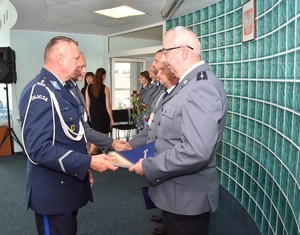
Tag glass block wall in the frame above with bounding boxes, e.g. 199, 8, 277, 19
166, 0, 300, 234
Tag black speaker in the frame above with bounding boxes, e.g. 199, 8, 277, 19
0, 47, 17, 84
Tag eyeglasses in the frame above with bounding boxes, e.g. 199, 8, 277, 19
162, 45, 193, 54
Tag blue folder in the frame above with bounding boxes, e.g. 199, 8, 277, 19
108, 141, 155, 168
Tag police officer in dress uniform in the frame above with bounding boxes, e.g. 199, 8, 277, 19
129, 27, 228, 235
19, 36, 118, 235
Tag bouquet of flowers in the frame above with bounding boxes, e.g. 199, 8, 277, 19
131, 90, 150, 130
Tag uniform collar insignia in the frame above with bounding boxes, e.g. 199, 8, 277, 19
50, 80, 61, 90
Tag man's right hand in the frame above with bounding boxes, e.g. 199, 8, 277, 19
90, 154, 118, 172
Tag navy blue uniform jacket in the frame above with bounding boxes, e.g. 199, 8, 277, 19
19, 68, 92, 215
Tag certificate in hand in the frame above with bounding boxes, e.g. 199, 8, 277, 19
107, 141, 155, 168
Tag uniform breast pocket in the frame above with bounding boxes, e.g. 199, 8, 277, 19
161, 104, 177, 136
61, 106, 80, 131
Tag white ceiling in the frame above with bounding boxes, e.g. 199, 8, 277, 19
10, 0, 218, 37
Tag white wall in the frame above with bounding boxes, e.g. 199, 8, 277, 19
9, 30, 106, 152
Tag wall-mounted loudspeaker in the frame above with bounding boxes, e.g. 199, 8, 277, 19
0, 47, 17, 84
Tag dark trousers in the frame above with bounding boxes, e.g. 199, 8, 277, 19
35, 210, 78, 235
162, 210, 210, 235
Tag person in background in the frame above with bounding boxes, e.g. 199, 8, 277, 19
81, 71, 94, 98
138, 70, 151, 102
86, 68, 114, 154
129, 26, 228, 235
66, 53, 131, 154
18, 36, 118, 235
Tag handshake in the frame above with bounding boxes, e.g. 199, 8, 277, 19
90, 139, 132, 173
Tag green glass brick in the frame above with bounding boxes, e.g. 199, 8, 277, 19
294, 83, 300, 111
247, 119, 255, 137
263, 196, 271, 217
245, 138, 253, 156
201, 8, 208, 21
225, 47, 233, 62
209, 4, 216, 18
222, 173, 229, 188
249, 61, 256, 78
277, 192, 286, 224
271, 57, 278, 79
217, 64, 224, 78
232, 113, 240, 130
270, 82, 278, 103
272, 5, 279, 31
254, 122, 262, 141
289, 145, 298, 176
186, 13, 193, 26
217, 16, 225, 31
256, 82, 264, 100
249, 41, 256, 59
268, 129, 276, 151
262, 102, 270, 124
222, 158, 230, 172
261, 125, 270, 146
285, 82, 294, 109
253, 142, 262, 162
241, 62, 249, 78
180, 15, 186, 26
269, 205, 277, 233
226, 12, 234, 29
297, 17, 300, 47
237, 150, 245, 168
217, 48, 225, 62
261, 216, 269, 235
263, 81, 271, 101
239, 116, 247, 133
251, 160, 259, 181
279, 27, 287, 52
232, 130, 239, 146
233, 63, 241, 78
272, 32, 279, 55
233, 80, 241, 96
202, 36, 209, 50
260, 146, 268, 167
264, 59, 271, 79
217, 1, 225, 15
257, 184, 265, 209
227, 112, 232, 127
271, 183, 280, 207
257, 0, 264, 16
248, 100, 255, 117
226, 30, 233, 46
249, 81, 256, 99
276, 108, 284, 132
256, 18, 265, 38
275, 134, 283, 159
265, 13, 272, 34
225, 0, 233, 12
194, 24, 201, 37
279, 0, 287, 26
292, 114, 299, 145
240, 98, 247, 115
228, 178, 236, 194
201, 22, 209, 35
233, 98, 240, 113
286, 52, 295, 79
218, 32, 225, 47
242, 43, 249, 60
287, 0, 296, 20
235, 183, 242, 202
266, 152, 275, 175
255, 207, 263, 229
287, 21, 295, 50
257, 38, 265, 58
234, 27, 242, 44
284, 111, 293, 138
209, 50, 216, 63
265, 173, 273, 196
193, 10, 201, 24
233, 8, 241, 27
256, 60, 264, 78
209, 35, 216, 48
230, 146, 238, 162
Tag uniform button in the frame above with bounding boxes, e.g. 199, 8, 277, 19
60, 181, 64, 184
155, 136, 157, 140
70, 117, 73, 121
74, 174, 78, 177
156, 179, 160, 183
158, 122, 160, 126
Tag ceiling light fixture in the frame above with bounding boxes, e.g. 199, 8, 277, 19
161, 0, 184, 19
95, 6, 145, 18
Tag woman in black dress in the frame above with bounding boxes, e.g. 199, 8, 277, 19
86, 68, 114, 154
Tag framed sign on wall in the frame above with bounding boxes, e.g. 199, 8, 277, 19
242, 0, 256, 42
